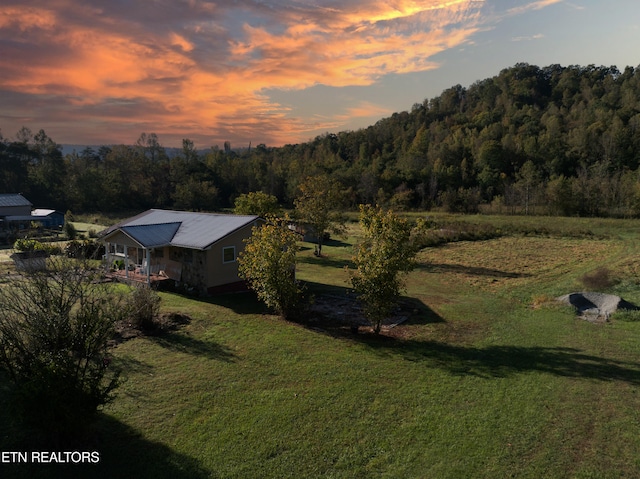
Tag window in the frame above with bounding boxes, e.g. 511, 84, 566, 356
223, 246, 236, 264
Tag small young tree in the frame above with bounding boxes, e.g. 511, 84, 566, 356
349, 205, 417, 333
234, 191, 281, 217
237, 219, 303, 320
64, 210, 78, 239
294, 175, 345, 256
127, 284, 162, 331
0, 258, 127, 437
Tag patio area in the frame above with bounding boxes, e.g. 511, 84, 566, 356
105, 267, 173, 287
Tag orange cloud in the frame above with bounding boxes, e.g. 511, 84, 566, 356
338, 102, 395, 121
0, 6, 57, 31
506, 0, 564, 16
0, 0, 562, 146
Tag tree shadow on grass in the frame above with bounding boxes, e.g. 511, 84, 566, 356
0, 412, 212, 479
418, 262, 531, 279
198, 291, 267, 315
298, 254, 354, 269
0, 370, 210, 479
301, 281, 445, 330
302, 280, 350, 297
324, 237, 352, 248
161, 290, 267, 316
150, 331, 237, 362
113, 355, 155, 376
356, 336, 640, 385
400, 296, 446, 326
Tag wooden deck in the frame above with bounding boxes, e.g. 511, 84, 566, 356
106, 269, 173, 287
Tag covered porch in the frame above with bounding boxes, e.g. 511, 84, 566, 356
105, 265, 173, 287
101, 222, 183, 287
103, 245, 178, 286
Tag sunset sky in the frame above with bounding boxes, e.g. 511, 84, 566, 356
1, 0, 639, 149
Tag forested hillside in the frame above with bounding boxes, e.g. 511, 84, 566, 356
2, 63, 640, 216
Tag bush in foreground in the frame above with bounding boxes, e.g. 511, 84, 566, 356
0, 258, 127, 439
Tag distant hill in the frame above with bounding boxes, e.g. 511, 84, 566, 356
263, 62, 640, 216
5, 62, 640, 217
61, 145, 99, 156
61, 144, 189, 158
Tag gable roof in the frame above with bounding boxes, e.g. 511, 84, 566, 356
0, 194, 32, 208
101, 209, 261, 250
120, 222, 182, 249
32, 209, 62, 217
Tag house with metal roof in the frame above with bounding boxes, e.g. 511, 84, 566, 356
100, 209, 263, 293
32, 209, 65, 228
0, 194, 33, 218
0, 194, 65, 237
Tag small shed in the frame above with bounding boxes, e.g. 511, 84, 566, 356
32, 209, 65, 228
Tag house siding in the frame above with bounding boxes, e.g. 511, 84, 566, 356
180, 249, 208, 291
205, 223, 255, 289
101, 211, 262, 293
105, 230, 143, 249
0, 205, 32, 218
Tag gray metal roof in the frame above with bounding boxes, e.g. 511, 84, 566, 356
103, 209, 261, 250
0, 194, 32, 208
120, 222, 182, 248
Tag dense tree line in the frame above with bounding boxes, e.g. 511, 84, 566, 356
2, 63, 640, 216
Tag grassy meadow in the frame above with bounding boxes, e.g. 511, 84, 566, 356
3, 213, 640, 478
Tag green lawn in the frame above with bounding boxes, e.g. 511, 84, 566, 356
3, 214, 640, 478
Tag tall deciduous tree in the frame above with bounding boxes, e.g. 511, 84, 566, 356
237, 219, 303, 320
234, 191, 280, 217
514, 160, 541, 215
294, 175, 345, 256
349, 205, 417, 334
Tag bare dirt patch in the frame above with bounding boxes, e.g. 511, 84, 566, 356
309, 293, 410, 333
112, 311, 192, 344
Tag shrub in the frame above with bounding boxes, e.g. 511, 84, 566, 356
14, 238, 44, 252
411, 220, 503, 249
581, 267, 617, 290
13, 239, 62, 256
65, 239, 104, 259
64, 221, 77, 240
439, 187, 481, 213
0, 258, 126, 438
126, 285, 162, 331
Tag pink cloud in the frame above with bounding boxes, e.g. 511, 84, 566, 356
0, 0, 560, 146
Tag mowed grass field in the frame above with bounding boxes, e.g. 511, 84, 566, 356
3, 213, 640, 478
